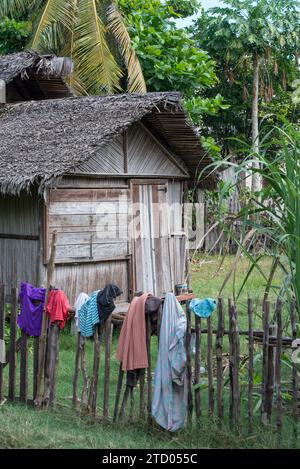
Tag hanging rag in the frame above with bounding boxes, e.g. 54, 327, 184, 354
145, 295, 162, 335
74, 292, 89, 332
17, 282, 46, 337
116, 293, 149, 371
190, 298, 217, 318
152, 292, 188, 432
97, 284, 123, 323
78, 291, 100, 338
46, 290, 71, 330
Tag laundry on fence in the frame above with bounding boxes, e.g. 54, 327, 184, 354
78, 291, 100, 338
74, 292, 89, 332
116, 293, 149, 371
97, 284, 123, 324
152, 292, 188, 432
190, 297, 217, 318
17, 282, 46, 337
46, 289, 72, 329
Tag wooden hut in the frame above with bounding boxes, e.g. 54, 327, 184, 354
0, 52, 214, 304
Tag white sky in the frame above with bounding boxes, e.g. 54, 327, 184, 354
176, 0, 223, 27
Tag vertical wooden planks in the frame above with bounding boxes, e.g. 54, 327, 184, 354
0, 284, 5, 404
8, 286, 18, 402
186, 300, 193, 423
103, 318, 112, 419
216, 298, 225, 420
261, 300, 270, 425
19, 331, 28, 403
248, 298, 254, 434
290, 298, 298, 441
207, 316, 214, 417
229, 300, 240, 427
194, 316, 201, 419
275, 298, 283, 434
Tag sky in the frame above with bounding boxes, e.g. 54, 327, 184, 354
176, 0, 223, 27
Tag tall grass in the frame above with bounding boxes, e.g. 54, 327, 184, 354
200, 123, 300, 317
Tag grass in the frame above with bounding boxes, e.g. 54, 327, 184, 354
0, 255, 298, 449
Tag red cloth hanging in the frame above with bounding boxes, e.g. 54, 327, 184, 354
46, 290, 71, 329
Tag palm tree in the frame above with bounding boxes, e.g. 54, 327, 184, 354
0, 0, 146, 95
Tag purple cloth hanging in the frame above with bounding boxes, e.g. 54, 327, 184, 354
17, 282, 46, 337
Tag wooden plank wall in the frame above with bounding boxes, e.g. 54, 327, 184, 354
47, 188, 130, 262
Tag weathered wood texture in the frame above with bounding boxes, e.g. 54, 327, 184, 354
0, 194, 40, 297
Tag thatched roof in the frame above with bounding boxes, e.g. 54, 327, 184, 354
0, 51, 73, 101
0, 51, 72, 83
0, 92, 213, 195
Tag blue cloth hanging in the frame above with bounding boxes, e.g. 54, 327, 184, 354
190, 298, 217, 318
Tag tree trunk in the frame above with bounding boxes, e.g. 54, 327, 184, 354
251, 53, 262, 193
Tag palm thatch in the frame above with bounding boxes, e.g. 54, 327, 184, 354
0, 50, 73, 83
0, 92, 213, 194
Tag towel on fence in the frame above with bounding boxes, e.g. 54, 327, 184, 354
152, 292, 188, 432
17, 282, 46, 337
190, 298, 217, 318
97, 284, 123, 324
78, 291, 100, 337
116, 293, 149, 371
74, 292, 89, 332
46, 289, 71, 330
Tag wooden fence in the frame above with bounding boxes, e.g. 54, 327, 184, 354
0, 283, 299, 436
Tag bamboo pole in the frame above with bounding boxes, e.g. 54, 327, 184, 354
8, 286, 18, 402
34, 231, 57, 408
194, 316, 201, 419
216, 298, 225, 420
228, 299, 233, 425
248, 298, 254, 434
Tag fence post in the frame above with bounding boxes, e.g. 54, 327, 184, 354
8, 286, 18, 402
19, 331, 28, 403
35, 231, 57, 408
275, 298, 283, 435
261, 300, 270, 425
229, 300, 240, 427
207, 316, 214, 417
146, 313, 152, 425
113, 363, 124, 422
0, 284, 5, 404
290, 298, 298, 443
186, 300, 193, 424
72, 332, 81, 408
216, 298, 224, 420
103, 318, 112, 419
248, 298, 254, 434
194, 316, 202, 418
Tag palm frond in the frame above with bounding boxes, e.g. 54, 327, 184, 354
107, 2, 146, 93
0, 0, 37, 16
74, 0, 122, 94
31, 0, 75, 51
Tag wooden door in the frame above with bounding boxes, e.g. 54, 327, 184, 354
131, 181, 173, 296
